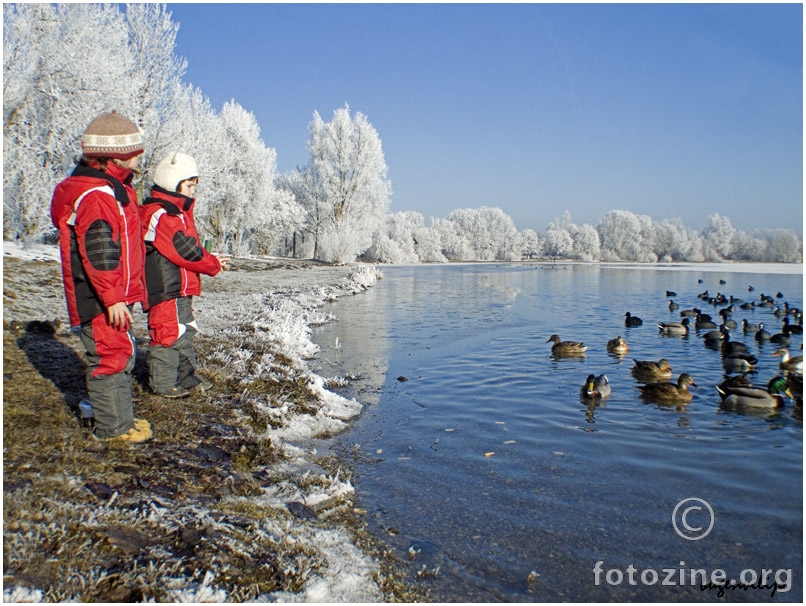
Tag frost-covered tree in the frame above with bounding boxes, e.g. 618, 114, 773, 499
730, 230, 767, 261
414, 221, 447, 263
122, 3, 187, 196
542, 222, 573, 259
4, 3, 191, 240
571, 223, 601, 261
431, 217, 472, 261
300, 105, 391, 263
701, 213, 736, 261
636, 214, 658, 262
199, 101, 303, 255
654, 218, 687, 261
4, 4, 131, 240
276, 167, 327, 258
597, 210, 657, 262
3, 3, 192, 240
763, 229, 802, 263
520, 228, 540, 259
441, 206, 520, 261
363, 211, 423, 263
443, 209, 491, 260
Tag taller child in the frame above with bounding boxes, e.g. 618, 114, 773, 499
140, 152, 226, 398
50, 111, 152, 443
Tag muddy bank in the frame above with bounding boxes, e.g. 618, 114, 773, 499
2, 245, 420, 602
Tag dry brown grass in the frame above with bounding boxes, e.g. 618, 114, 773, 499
3, 255, 421, 602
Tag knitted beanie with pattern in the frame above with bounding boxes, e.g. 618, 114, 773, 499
81, 111, 144, 160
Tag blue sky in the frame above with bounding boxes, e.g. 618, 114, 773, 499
166, 2, 802, 234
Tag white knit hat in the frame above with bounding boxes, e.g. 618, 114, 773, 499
153, 151, 199, 192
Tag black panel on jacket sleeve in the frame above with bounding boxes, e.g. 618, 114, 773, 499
172, 231, 204, 262
85, 219, 120, 271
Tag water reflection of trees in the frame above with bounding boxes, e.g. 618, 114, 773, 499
314, 287, 389, 407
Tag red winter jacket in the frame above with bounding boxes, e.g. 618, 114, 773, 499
140, 186, 221, 310
50, 162, 146, 327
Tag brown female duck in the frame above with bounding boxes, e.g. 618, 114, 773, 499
546, 334, 587, 357
637, 373, 698, 403
631, 358, 673, 382
606, 336, 629, 355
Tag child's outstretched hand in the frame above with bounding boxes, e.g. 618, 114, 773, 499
214, 253, 231, 271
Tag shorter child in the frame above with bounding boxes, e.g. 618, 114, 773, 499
140, 151, 227, 397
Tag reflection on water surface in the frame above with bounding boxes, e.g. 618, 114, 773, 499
313, 263, 803, 601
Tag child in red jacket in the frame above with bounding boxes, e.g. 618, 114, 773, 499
50, 111, 152, 442
141, 152, 228, 397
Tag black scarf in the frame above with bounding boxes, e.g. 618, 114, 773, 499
143, 185, 195, 213
71, 164, 131, 206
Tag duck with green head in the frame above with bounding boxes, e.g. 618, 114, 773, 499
581, 374, 611, 400
716, 376, 788, 409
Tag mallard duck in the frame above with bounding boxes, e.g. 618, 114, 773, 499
771, 348, 804, 373
581, 374, 611, 399
786, 373, 802, 407
546, 334, 587, 356
631, 358, 673, 382
606, 336, 629, 355
624, 312, 643, 327
638, 373, 698, 403
722, 352, 758, 372
716, 376, 788, 409
719, 373, 754, 390
658, 318, 690, 336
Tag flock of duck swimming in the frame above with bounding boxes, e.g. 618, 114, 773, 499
546, 284, 803, 411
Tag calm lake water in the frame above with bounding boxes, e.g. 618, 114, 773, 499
312, 263, 803, 602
